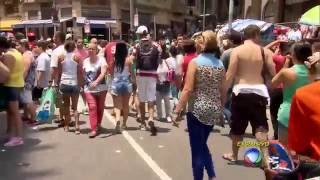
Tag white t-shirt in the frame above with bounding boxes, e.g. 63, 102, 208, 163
157, 57, 176, 83
36, 52, 51, 88
175, 54, 184, 76
288, 30, 302, 42
50, 45, 66, 68
83, 56, 108, 93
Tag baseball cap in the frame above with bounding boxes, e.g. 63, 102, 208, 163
66, 33, 72, 40
136, 25, 148, 34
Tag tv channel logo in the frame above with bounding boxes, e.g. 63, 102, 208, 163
243, 147, 262, 167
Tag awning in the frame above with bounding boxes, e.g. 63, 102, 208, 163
76, 17, 117, 28
0, 19, 22, 31
12, 17, 118, 29
12, 19, 54, 29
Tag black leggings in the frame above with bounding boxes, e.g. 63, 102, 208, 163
269, 88, 283, 140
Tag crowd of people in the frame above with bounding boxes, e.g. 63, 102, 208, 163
0, 23, 320, 180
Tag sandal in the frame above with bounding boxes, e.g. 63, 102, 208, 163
75, 128, 80, 135
64, 126, 70, 132
222, 153, 237, 163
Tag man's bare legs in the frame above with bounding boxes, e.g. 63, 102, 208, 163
223, 135, 243, 162
147, 102, 155, 121
224, 128, 269, 168
256, 129, 270, 169
139, 102, 146, 128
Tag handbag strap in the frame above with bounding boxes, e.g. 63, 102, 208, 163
163, 59, 170, 70
260, 47, 267, 84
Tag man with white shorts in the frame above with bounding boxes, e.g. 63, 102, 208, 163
135, 26, 161, 136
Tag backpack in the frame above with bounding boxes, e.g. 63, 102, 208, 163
136, 40, 159, 71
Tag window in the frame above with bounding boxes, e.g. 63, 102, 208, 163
28, 10, 38, 20
41, 3, 52, 20
4, 0, 19, 15
186, 0, 195, 7
61, 7, 72, 18
81, 0, 110, 5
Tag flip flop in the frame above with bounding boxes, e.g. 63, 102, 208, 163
222, 153, 237, 163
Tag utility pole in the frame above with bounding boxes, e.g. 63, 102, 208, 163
202, 0, 206, 31
130, 0, 135, 31
153, 15, 156, 40
228, 0, 234, 33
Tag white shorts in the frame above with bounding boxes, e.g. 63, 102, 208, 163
137, 76, 157, 102
20, 88, 33, 104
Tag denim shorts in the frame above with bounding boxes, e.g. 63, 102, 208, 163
60, 84, 80, 95
111, 77, 132, 96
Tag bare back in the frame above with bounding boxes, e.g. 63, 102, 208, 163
230, 41, 274, 85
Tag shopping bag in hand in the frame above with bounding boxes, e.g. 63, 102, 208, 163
36, 87, 56, 123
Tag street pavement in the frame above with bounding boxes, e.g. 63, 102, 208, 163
0, 94, 272, 180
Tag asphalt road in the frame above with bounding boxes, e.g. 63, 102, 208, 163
0, 95, 272, 180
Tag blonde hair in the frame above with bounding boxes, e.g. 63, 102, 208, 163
193, 30, 218, 53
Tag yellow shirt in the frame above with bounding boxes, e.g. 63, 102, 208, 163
4, 49, 25, 87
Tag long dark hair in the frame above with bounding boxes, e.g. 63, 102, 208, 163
115, 42, 128, 73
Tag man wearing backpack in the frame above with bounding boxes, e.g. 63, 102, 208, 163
135, 26, 161, 136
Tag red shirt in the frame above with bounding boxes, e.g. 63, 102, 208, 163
105, 41, 118, 74
288, 81, 320, 161
182, 52, 197, 86
273, 54, 286, 89
273, 54, 286, 73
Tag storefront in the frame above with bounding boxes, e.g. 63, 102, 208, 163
12, 19, 54, 39
0, 18, 21, 32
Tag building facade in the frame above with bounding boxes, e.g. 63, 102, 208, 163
0, 0, 194, 40
244, 0, 320, 23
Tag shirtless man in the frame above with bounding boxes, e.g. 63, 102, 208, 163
222, 25, 276, 168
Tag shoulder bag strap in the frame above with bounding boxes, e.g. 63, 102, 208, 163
260, 47, 267, 84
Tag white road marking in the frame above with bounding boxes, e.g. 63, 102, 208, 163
139, 137, 144, 140
104, 110, 172, 180
115, 150, 121, 153
158, 145, 164, 149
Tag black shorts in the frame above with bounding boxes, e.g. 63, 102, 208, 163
3, 86, 22, 102
32, 87, 44, 101
230, 93, 269, 136
59, 84, 80, 95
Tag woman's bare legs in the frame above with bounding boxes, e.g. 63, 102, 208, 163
121, 93, 130, 128
71, 93, 80, 134
62, 95, 71, 132
112, 95, 122, 133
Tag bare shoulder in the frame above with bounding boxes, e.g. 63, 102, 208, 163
188, 60, 198, 69
126, 55, 134, 65
263, 48, 274, 57
281, 67, 295, 76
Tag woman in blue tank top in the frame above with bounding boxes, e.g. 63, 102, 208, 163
173, 31, 227, 180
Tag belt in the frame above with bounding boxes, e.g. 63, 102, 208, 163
137, 72, 158, 78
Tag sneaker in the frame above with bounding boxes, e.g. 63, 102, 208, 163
89, 131, 97, 138
82, 108, 89, 115
4, 137, 24, 147
136, 117, 142, 123
139, 124, 148, 131
115, 121, 121, 134
166, 117, 172, 123
148, 121, 157, 136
